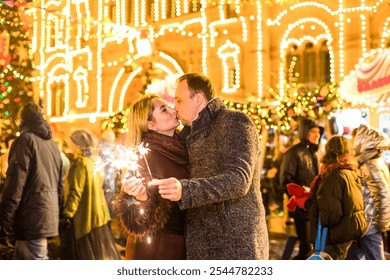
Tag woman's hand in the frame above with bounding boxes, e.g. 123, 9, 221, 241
121, 177, 148, 201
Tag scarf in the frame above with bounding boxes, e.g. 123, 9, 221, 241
309, 155, 357, 196
141, 131, 189, 167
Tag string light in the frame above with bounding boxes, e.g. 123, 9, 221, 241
17, 0, 389, 126
217, 40, 240, 93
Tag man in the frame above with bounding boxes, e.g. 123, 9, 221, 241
279, 118, 324, 259
0, 102, 64, 260
151, 73, 269, 260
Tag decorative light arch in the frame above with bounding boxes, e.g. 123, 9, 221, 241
108, 51, 184, 113
279, 18, 335, 97
73, 66, 89, 108
217, 40, 241, 93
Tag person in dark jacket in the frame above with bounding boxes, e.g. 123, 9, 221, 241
307, 136, 366, 259
279, 118, 324, 259
0, 102, 64, 260
116, 93, 189, 260
150, 73, 269, 260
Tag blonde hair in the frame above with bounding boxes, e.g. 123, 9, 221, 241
126, 94, 161, 147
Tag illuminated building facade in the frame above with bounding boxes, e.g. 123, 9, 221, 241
25, 0, 390, 134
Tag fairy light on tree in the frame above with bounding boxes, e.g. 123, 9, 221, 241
0, 1, 35, 147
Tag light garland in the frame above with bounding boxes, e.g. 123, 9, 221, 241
17, 0, 388, 126
338, 0, 345, 79
381, 17, 390, 48
217, 40, 240, 93
279, 17, 335, 97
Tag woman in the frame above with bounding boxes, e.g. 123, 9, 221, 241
61, 129, 120, 260
308, 135, 367, 259
347, 124, 390, 260
116, 93, 189, 260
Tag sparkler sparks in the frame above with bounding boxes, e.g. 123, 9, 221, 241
96, 142, 156, 243
95, 142, 154, 195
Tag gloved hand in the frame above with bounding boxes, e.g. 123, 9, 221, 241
0, 225, 14, 248
286, 183, 311, 212
59, 216, 71, 231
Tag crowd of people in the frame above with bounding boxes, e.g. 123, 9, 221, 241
0, 72, 389, 260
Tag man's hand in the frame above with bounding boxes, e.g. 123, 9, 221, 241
150, 178, 182, 201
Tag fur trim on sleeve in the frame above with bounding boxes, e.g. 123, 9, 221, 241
113, 186, 172, 238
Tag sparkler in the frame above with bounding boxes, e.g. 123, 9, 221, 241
95, 142, 154, 194
138, 143, 153, 181
95, 142, 155, 242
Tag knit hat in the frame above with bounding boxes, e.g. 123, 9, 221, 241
70, 129, 97, 149
18, 102, 41, 121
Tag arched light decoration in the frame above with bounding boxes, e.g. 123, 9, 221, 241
209, 17, 248, 47
26, 0, 388, 123
46, 72, 69, 116
72, 0, 92, 50
28, 0, 157, 122
217, 40, 241, 93
268, 0, 387, 96
279, 18, 335, 97
73, 66, 89, 108
108, 51, 184, 113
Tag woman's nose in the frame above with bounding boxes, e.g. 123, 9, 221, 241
168, 106, 177, 114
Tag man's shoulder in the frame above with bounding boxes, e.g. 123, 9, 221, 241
284, 142, 308, 157
220, 107, 253, 124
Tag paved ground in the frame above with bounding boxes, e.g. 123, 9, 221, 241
6, 209, 389, 260
267, 211, 297, 260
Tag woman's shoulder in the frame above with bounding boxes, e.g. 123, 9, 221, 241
328, 168, 359, 185
71, 155, 94, 167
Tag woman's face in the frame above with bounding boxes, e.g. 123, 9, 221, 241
68, 140, 80, 155
148, 98, 179, 136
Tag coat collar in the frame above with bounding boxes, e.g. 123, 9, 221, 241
192, 98, 226, 131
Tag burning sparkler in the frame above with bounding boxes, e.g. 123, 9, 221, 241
94, 142, 153, 184
95, 142, 157, 242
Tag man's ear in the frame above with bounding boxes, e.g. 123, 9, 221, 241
195, 92, 204, 106
147, 120, 157, 131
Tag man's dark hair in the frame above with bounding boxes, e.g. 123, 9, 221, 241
177, 73, 216, 101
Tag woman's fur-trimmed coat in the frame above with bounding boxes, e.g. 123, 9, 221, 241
115, 131, 189, 260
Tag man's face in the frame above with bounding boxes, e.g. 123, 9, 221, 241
174, 80, 200, 126
307, 127, 321, 145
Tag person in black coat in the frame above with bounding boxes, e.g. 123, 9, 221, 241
279, 118, 324, 259
0, 102, 64, 259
